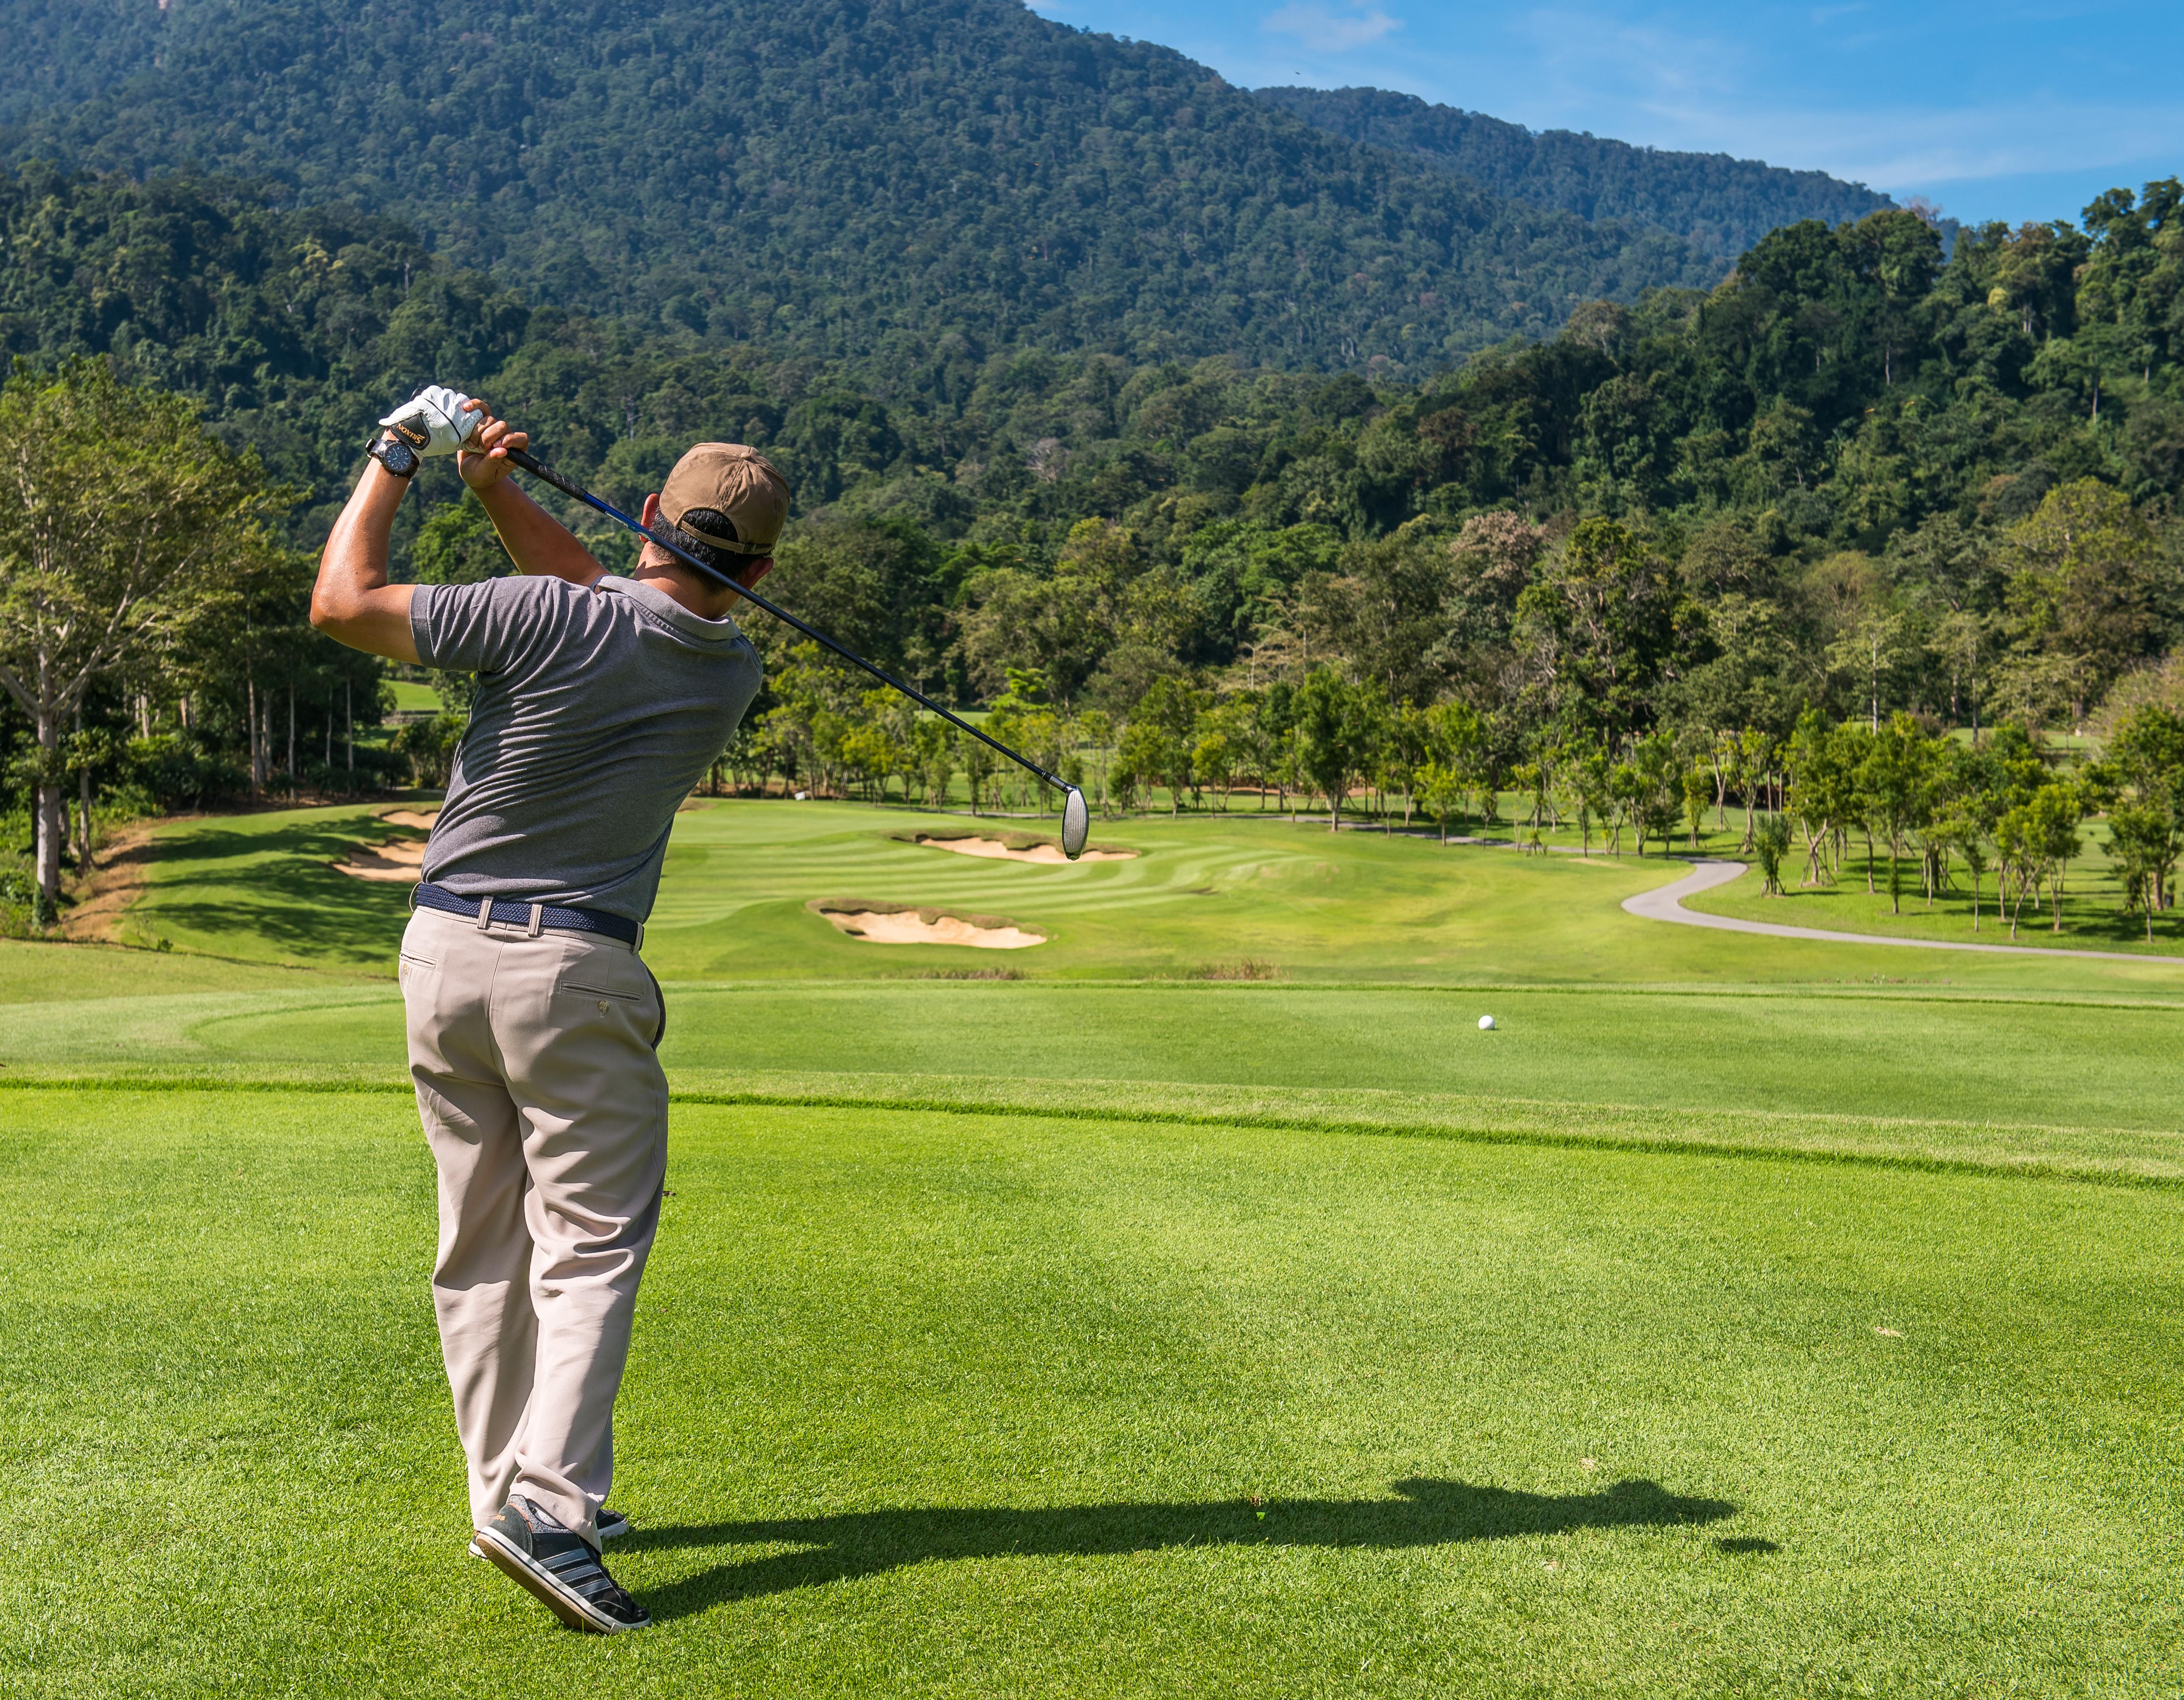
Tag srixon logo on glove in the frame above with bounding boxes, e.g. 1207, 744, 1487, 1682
369, 387, 486, 479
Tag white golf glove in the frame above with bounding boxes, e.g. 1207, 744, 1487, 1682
378, 385, 484, 458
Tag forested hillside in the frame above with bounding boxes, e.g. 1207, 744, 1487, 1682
5, 163, 2178, 738
0, 0, 1719, 371
1254, 87, 1896, 259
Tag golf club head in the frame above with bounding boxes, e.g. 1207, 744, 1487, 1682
1061, 786, 1090, 860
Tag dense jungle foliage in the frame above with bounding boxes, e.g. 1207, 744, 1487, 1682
0, 0, 1726, 370
1254, 87, 1896, 259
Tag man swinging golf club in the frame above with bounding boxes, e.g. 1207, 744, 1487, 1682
313, 385, 789, 1633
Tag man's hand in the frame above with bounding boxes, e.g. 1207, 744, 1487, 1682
457, 409, 530, 493
379, 385, 485, 458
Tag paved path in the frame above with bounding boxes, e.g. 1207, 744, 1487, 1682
1625, 859, 2182, 963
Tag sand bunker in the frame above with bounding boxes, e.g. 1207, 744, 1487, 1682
334, 808, 440, 882
814, 901, 1046, 949
335, 839, 426, 882
906, 831, 1134, 864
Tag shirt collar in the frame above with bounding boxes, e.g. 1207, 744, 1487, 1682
596, 574, 746, 645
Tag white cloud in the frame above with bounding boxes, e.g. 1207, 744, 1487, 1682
1264, 2, 1402, 52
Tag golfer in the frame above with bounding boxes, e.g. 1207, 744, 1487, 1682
312, 386, 787, 1633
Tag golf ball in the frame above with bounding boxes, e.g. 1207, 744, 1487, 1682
1478, 1014, 1496, 1031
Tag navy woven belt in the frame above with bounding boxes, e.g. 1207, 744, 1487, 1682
411, 881, 643, 947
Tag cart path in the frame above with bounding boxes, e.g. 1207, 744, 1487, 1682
1625, 859, 2184, 963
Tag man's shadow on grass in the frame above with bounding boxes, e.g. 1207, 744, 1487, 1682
626, 1476, 1736, 1619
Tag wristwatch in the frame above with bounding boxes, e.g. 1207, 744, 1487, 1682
367, 433, 421, 480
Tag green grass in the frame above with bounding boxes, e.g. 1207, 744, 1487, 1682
113, 798, 2184, 991
8, 798, 2184, 1692
387, 680, 443, 713
117, 800, 435, 971
1687, 848, 2184, 954
4, 1088, 2179, 1696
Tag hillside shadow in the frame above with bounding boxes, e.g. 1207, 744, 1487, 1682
150, 818, 416, 961
626, 1476, 1736, 1619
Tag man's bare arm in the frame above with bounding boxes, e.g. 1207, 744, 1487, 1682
462, 414, 607, 588
311, 457, 421, 663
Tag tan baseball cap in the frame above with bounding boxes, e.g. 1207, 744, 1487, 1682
659, 443, 791, 560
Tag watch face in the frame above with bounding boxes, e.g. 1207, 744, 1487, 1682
376, 438, 419, 477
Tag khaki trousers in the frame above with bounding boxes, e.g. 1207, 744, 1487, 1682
399, 904, 668, 1547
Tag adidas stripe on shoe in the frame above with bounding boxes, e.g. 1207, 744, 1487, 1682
474, 1496, 650, 1634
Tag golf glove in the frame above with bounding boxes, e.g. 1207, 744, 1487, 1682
378, 385, 484, 458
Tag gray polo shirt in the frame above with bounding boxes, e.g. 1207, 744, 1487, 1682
409, 574, 761, 922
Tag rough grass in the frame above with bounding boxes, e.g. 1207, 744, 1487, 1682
3, 1088, 2180, 1697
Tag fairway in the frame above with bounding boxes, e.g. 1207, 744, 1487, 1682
5, 799, 2182, 1695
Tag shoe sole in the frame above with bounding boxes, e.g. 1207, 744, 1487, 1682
473, 1526, 649, 1635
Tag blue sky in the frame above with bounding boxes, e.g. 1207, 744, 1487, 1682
1026, 0, 2182, 228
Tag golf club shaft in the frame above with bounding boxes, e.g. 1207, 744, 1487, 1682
504, 447, 1070, 795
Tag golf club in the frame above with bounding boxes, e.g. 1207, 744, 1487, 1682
504, 445, 1091, 859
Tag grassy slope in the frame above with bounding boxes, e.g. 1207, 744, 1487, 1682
114, 801, 430, 971
3, 1089, 2178, 1697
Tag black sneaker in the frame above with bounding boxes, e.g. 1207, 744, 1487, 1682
468, 1505, 626, 1557
474, 1496, 651, 1634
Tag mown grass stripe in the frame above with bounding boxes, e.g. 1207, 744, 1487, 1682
3, 1071, 2175, 1188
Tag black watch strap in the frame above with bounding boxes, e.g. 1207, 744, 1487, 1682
368, 435, 421, 479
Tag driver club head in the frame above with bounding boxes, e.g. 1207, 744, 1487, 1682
1061, 786, 1090, 860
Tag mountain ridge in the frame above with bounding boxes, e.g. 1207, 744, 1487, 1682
0, 0, 1731, 372
1252, 85, 1895, 259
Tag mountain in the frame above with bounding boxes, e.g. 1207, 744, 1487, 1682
0, 0, 1725, 374
1254, 86, 1894, 260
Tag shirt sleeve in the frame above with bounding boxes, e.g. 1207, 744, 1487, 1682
410, 578, 561, 675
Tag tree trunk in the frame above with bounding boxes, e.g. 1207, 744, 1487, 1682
346, 680, 354, 780
34, 698, 62, 920
247, 675, 263, 797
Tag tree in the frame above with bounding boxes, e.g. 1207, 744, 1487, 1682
1929, 803, 1990, 928
1784, 709, 1853, 886
2004, 481, 2163, 724
1417, 762, 1466, 844
0, 361, 292, 914
1296, 670, 1360, 831
2028, 782, 2085, 932
1629, 733, 1683, 855
1752, 812, 1792, 895
963, 737, 995, 816
1681, 764, 1710, 851
1859, 712, 1937, 913
1130, 677, 1207, 815
1568, 743, 1612, 856
1992, 803, 2041, 939
2104, 704, 2184, 914
2108, 803, 2175, 941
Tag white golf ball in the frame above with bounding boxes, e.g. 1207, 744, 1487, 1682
1478, 1014, 1496, 1031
